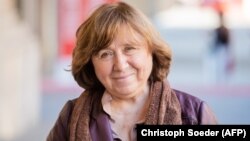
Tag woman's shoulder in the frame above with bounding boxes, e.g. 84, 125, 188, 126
60, 98, 77, 116
172, 89, 217, 124
46, 98, 78, 141
59, 91, 92, 117
56, 98, 78, 126
173, 89, 204, 106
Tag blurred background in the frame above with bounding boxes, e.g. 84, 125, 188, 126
0, 0, 249, 141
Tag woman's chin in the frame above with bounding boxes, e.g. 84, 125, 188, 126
112, 86, 137, 98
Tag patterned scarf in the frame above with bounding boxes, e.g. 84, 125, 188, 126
69, 81, 182, 141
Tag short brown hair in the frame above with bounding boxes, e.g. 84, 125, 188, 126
71, 2, 172, 90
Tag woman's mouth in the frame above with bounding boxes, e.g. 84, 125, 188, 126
112, 73, 133, 81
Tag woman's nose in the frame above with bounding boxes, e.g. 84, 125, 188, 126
113, 53, 128, 71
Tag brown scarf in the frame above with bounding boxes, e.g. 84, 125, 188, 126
69, 81, 182, 141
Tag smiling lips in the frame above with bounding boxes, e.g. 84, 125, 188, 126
112, 73, 134, 81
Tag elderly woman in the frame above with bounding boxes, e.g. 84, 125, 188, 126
47, 2, 217, 141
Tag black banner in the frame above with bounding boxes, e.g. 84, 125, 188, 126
137, 125, 250, 141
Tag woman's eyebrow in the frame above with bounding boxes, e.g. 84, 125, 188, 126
122, 41, 141, 46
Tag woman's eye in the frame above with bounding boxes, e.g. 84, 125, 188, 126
125, 46, 134, 51
124, 46, 137, 54
98, 50, 113, 59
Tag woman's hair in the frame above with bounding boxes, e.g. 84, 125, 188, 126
72, 2, 172, 90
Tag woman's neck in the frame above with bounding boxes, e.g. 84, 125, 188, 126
107, 84, 151, 141
110, 84, 150, 115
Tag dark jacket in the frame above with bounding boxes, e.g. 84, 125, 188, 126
46, 89, 217, 141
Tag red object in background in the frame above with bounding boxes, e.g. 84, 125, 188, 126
58, 0, 118, 59
58, 0, 88, 58
201, 0, 228, 13
201, 0, 242, 13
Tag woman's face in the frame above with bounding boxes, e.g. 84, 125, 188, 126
91, 25, 153, 99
